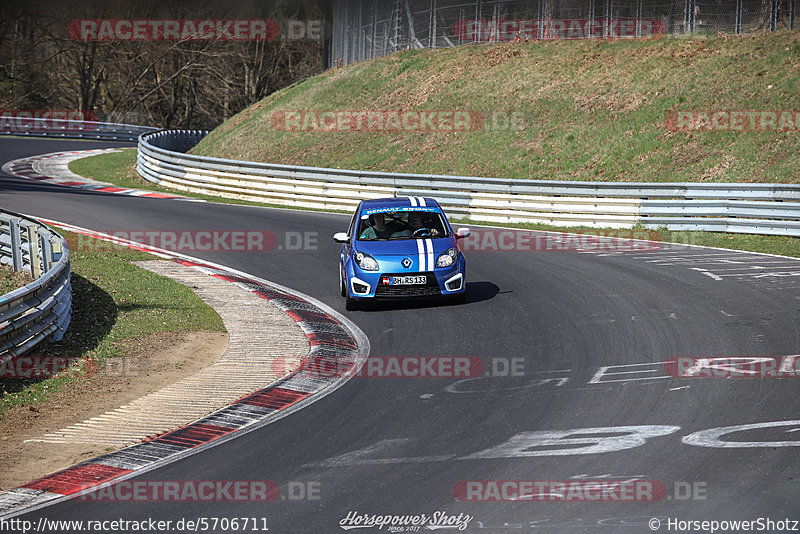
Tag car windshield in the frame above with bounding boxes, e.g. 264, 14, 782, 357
356, 210, 449, 240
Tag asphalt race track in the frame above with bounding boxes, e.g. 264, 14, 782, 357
2, 137, 800, 532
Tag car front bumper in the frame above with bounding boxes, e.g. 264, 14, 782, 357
346, 260, 465, 299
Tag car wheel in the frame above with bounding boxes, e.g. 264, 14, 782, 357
340, 270, 347, 297
452, 291, 467, 304
345, 296, 359, 311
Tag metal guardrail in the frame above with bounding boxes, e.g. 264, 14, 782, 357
0, 116, 158, 143
0, 211, 71, 360
138, 129, 800, 237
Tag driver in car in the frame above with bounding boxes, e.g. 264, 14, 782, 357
360, 213, 395, 240
392, 211, 440, 238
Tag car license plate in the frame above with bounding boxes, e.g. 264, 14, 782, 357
390, 275, 426, 285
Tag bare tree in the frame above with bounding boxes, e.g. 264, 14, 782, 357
0, 0, 325, 128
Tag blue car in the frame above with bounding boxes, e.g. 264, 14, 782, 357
334, 197, 470, 310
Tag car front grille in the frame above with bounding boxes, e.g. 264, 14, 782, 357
374, 272, 441, 297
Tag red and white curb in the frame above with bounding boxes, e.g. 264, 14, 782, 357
0, 219, 369, 519
2, 149, 191, 200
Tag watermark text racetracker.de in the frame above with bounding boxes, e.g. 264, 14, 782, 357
454, 18, 666, 41
67, 230, 318, 252
270, 110, 528, 132
665, 110, 800, 132
461, 229, 663, 252
665, 356, 800, 378
67, 19, 324, 41
338, 511, 472, 531
271, 356, 525, 379
1, 516, 272, 534
70, 480, 320, 502
455, 480, 708, 502
0, 110, 97, 132
0, 355, 147, 379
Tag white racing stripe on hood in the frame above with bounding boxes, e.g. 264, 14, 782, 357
425, 239, 434, 271
416, 238, 426, 271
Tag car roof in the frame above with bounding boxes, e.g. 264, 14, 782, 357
359, 197, 441, 211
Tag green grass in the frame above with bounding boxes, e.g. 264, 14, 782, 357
680, 230, 800, 257
68, 149, 264, 206
68, 149, 351, 214
0, 230, 225, 415
68, 149, 145, 190
191, 30, 800, 183
0, 266, 32, 295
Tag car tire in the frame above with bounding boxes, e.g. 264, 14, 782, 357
452, 291, 467, 304
345, 296, 359, 311
340, 271, 347, 297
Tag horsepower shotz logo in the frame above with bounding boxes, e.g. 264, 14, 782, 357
339, 511, 473, 531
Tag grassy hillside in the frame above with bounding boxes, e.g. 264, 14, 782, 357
192, 31, 800, 183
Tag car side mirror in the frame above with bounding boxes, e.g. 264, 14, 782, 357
333, 232, 350, 243
456, 228, 471, 239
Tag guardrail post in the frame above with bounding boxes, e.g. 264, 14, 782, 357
537, 0, 545, 38
39, 229, 53, 273
735, 0, 743, 33
52, 236, 64, 261
24, 223, 43, 279
635, 0, 643, 37
770, 0, 779, 30
684, 0, 695, 32
9, 218, 23, 272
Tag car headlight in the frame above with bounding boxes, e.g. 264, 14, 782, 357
436, 248, 457, 268
354, 251, 379, 271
